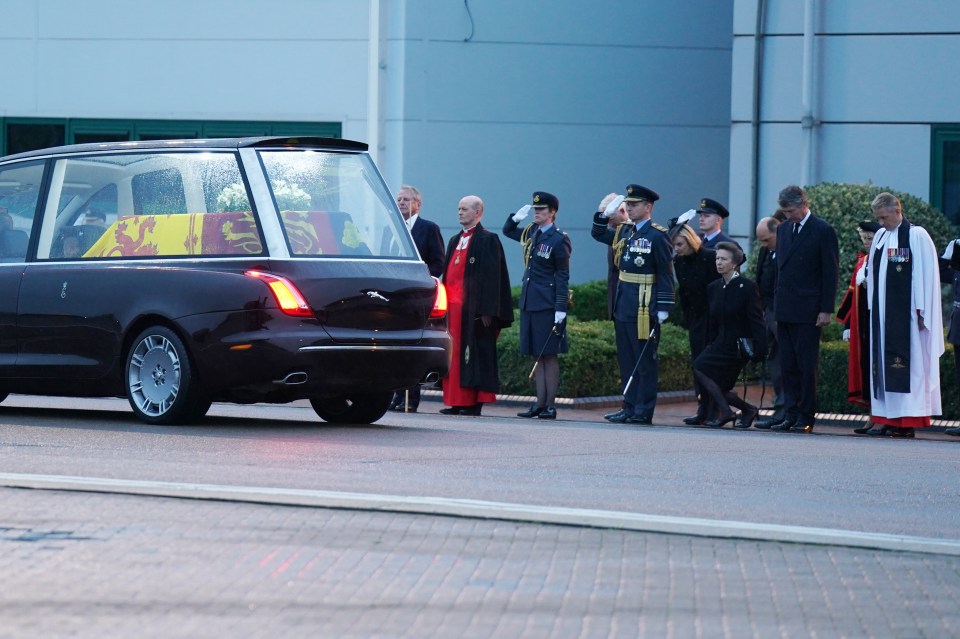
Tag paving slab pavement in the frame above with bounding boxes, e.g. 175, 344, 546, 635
2, 486, 958, 639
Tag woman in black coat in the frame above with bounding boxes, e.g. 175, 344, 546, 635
692, 242, 768, 428
670, 222, 721, 424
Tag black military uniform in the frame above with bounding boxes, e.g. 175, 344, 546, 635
591, 184, 674, 424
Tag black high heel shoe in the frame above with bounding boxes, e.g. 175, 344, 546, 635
734, 406, 759, 429
701, 412, 736, 428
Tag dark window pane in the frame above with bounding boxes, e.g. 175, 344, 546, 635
943, 140, 960, 225
6, 123, 65, 155
132, 168, 187, 215
74, 133, 130, 145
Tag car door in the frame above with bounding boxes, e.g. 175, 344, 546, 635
0, 159, 46, 378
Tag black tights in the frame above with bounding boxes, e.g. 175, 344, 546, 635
693, 370, 756, 418
534, 354, 560, 408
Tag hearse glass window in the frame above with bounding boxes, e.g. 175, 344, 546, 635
259, 150, 415, 258
0, 160, 45, 262
38, 152, 264, 259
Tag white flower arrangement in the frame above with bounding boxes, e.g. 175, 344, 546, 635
215, 180, 312, 212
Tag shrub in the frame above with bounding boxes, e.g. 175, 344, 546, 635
805, 182, 956, 294
496, 319, 692, 397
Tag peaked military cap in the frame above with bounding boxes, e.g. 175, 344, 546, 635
531, 191, 559, 210
697, 197, 729, 218
624, 184, 659, 202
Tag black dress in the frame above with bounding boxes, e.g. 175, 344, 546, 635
693, 274, 767, 391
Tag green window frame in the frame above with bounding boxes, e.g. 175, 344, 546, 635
931, 125, 960, 226
2, 117, 341, 156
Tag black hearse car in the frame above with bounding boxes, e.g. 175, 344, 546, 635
0, 137, 449, 424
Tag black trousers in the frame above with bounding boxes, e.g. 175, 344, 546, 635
778, 321, 822, 425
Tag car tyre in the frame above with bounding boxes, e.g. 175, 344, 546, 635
126, 326, 207, 425
310, 392, 393, 424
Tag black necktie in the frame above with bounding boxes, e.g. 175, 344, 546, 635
792, 222, 801, 237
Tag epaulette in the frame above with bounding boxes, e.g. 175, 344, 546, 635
651, 222, 668, 233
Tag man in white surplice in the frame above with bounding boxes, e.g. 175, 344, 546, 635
862, 192, 944, 437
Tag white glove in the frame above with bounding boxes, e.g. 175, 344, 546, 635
676, 209, 697, 225
855, 262, 867, 286
942, 239, 960, 260
842, 329, 850, 341
554, 311, 566, 325
657, 311, 669, 324
512, 204, 532, 223
603, 195, 625, 218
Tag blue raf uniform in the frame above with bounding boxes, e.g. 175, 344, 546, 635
503, 192, 572, 356
591, 184, 674, 424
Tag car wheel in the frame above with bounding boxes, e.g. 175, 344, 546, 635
126, 326, 207, 425
310, 392, 393, 424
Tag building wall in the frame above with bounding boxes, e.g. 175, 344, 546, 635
383, 0, 733, 284
0, 0, 734, 285
0, 0, 371, 137
731, 0, 960, 243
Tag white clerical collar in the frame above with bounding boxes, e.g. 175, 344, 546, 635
405, 213, 419, 231
461, 223, 478, 233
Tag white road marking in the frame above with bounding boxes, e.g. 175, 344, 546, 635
1, 472, 958, 556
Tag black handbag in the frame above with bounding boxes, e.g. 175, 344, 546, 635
737, 337, 754, 359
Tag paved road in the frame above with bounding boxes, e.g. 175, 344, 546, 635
0, 395, 958, 637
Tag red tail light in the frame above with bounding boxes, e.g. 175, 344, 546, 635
430, 277, 447, 319
245, 270, 314, 317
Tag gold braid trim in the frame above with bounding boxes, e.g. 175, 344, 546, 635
520, 223, 536, 267
613, 223, 628, 265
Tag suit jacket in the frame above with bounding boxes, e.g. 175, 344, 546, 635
774, 214, 839, 324
410, 216, 445, 278
755, 246, 777, 311
702, 230, 734, 250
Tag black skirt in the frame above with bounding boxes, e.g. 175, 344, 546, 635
692, 339, 746, 391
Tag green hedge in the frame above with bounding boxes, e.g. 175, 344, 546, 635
494, 313, 958, 420
496, 318, 693, 397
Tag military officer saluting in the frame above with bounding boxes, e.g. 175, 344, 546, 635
591, 184, 674, 424
503, 191, 572, 420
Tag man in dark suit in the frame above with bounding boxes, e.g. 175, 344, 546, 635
752, 215, 785, 428
390, 185, 445, 413
771, 185, 839, 433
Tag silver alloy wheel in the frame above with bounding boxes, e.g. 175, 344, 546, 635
128, 333, 182, 418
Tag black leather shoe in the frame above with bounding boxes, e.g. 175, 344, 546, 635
890, 427, 914, 438
439, 406, 463, 415
797, 423, 814, 433
753, 417, 775, 429
701, 412, 735, 428
460, 403, 483, 416
538, 406, 557, 420
604, 409, 626, 421
866, 426, 892, 436
946, 426, 960, 436
770, 417, 797, 432
734, 406, 759, 429
626, 415, 652, 425
518, 405, 544, 418
853, 424, 872, 434
605, 410, 629, 423
682, 414, 704, 425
